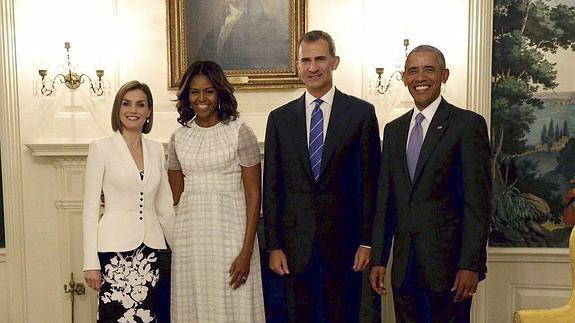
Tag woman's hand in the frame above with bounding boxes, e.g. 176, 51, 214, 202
84, 270, 102, 291
229, 250, 252, 289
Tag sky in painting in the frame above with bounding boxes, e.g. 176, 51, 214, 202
541, 0, 575, 93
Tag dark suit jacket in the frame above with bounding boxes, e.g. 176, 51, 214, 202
263, 89, 381, 273
372, 98, 491, 292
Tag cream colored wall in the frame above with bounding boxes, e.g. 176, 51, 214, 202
3, 0, 474, 321
14, 0, 471, 143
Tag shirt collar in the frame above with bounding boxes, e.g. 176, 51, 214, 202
411, 95, 442, 123
305, 84, 336, 108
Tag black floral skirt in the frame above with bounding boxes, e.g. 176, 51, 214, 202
97, 244, 170, 323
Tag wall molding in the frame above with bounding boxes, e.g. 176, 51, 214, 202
27, 142, 91, 157
468, 0, 493, 321
489, 247, 569, 263
26, 141, 266, 157
511, 283, 571, 317
467, 0, 493, 127
0, 0, 28, 321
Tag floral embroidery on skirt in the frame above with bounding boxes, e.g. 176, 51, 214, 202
97, 244, 166, 323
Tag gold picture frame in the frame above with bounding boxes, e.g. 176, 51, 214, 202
166, 0, 306, 90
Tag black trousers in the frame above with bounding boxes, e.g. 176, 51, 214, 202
285, 240, 363, 323
392, 244, 472, 323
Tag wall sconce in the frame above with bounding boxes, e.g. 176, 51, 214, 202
35, 42, 106, 97
370, 39, 410, 96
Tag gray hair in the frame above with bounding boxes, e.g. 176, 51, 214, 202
406, 45, 446, 69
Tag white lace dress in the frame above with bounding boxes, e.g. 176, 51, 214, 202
168, 119, 265, 323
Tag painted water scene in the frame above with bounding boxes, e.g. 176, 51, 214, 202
490, 0, 575, 247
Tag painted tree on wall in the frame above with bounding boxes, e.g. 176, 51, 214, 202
491, 0, 575, 246
492, 0, 575, 154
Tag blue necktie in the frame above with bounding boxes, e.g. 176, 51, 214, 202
309, 99, 324, 182
407, 112, 424, 181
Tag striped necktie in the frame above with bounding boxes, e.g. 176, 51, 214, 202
309, 99, 324, 182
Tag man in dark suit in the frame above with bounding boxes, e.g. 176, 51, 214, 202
263, 30, 381, 323
369, 45, 491, 323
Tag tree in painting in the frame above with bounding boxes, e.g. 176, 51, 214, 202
491, 0, 575, 246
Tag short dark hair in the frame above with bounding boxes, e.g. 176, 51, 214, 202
175, 60, 239, 127
406, 45, 446, 69
111, 80, 154, 134
299, 30, 337, 57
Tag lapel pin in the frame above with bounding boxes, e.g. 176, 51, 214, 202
437, 125, 443, 130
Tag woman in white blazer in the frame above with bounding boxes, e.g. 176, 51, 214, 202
83, 81, 175, 323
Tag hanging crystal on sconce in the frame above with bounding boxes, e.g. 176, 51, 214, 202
369, 67, 404, 96
34, 42, 110, 98
369, 39, 410, 97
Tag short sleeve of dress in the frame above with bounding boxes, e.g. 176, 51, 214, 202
237, 123, 261, 167
167, 131, 181, 170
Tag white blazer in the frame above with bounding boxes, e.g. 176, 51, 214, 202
82, 132, 175, 271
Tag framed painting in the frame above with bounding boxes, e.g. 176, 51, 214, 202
167, 0, 306, 90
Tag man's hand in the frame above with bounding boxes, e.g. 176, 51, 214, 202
353, 246, 372, 272
84, 270, 102, 291
269, 249, 290, 275
369, 265, 387, 296
451, 269, 478, 302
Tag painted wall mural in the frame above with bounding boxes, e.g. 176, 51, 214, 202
491, 0, 575, 247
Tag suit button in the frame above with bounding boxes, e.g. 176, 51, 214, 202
409, 202, 415, 207
139, 217, 143, 220
139, 211, 143, 214
140, 192, 143, 195
140, 204, 143, 208
140, 198, 143, 201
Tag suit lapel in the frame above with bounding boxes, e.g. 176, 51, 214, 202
140, 137, 152, 187
412, 100, 450, 185
112, 132, 145, 188
396, 111, 413, 188
319, 89, 351, 182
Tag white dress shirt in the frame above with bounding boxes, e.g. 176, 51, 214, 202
406, 95, 443, 150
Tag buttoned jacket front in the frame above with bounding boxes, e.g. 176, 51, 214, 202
82, 132, 175, 271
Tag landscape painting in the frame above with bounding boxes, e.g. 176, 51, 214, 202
490, 0, 575, 247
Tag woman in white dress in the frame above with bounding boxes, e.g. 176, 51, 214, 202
83, 81, 175, 322
168, 61, 265, 322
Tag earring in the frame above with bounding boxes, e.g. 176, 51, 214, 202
218, 103, 222, 112
145, 118, 150, 124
